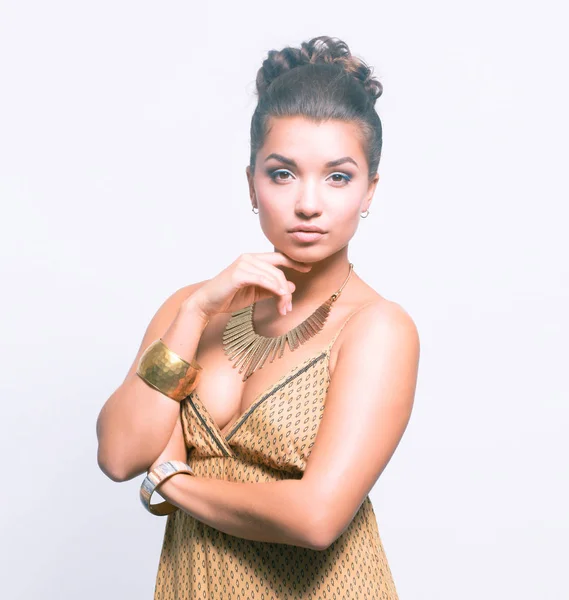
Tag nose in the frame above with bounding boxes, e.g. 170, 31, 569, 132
294, 180, 322, 217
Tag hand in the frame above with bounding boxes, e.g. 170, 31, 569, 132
182, 252, 312, 319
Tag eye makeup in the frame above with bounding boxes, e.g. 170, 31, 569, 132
265, 168, 353, 185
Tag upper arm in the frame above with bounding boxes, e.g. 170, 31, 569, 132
301, 301, 420, 550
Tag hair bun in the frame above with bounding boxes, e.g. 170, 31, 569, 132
256, 35, 383, 105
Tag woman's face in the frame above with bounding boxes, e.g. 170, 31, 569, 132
246, 115, 379, 263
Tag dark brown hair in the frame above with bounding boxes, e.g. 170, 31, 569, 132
249, 35, 383, 180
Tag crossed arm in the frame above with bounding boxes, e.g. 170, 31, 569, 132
148, 301, 420, 551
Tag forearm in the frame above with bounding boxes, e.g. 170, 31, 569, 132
158, 473, 321, 549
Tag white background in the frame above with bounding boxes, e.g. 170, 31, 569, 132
1, 1, 567, 598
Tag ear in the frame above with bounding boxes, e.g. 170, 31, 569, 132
245, 166, 257, 209
363, 172, 380, 211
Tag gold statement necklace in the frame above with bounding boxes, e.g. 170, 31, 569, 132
222, 262, 354, 381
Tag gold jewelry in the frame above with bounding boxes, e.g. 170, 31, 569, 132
360, 209, 370, 218
140, 460, 195, 516
222, 263, 354, 381
136, 339, 203, 402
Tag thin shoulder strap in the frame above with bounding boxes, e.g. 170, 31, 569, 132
326, 300, 379, 353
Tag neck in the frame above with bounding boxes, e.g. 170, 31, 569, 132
274, 246, 353, 307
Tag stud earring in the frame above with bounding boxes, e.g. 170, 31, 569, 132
252, 206, 259, 214
360, 209, 370, 218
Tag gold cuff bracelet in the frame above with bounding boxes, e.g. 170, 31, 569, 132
136, 339, 202, 402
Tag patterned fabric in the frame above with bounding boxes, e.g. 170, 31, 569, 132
154, 306, 399, 599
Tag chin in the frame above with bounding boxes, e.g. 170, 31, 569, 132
275, 246, 321, 263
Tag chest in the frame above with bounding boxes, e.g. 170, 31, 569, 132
181, 347, 332, 465
192, 342, 338, 438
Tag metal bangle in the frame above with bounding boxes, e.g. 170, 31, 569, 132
140, 460, 195, 516
136, 339, 203, 402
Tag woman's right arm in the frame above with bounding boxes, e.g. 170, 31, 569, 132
97, 252, 311, 482
96, 281, 210, 482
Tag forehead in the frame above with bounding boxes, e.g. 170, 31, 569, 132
261, 116, 365, 163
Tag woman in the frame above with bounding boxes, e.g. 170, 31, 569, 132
97, 35, 420, 599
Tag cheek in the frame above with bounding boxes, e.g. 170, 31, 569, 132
258, 193, 287, 221
256, 198, 288, 238
255, 179, 276, 207
334, 209, 361, 240
332, 189, 364, 221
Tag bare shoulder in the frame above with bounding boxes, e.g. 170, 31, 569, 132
143, 278, 215, 330
143, 277, 213, 336
328, 295, 420, 411
118, 279, 210, 384
342, 274, 419, 339
336, 294, 420, 366
356, 296, 419, 340
162, 279, 209, 312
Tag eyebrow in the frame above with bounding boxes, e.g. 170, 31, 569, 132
264, 153, 358, 169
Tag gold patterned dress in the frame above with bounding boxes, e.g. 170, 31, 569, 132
153, 307, 399, 600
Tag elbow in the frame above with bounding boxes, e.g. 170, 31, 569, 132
96, 417, 126, 482
97, 428, 146, 482
307, 530, 336, 552
305, 508, 339, 552
97, 448, 132, 483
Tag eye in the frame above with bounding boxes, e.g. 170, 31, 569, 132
267, 169, 352, 185
328, 172, 352, 186
268, 169, 295, 183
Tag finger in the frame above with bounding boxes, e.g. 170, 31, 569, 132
244, 256, 294, 314
246, 253, 311, 312
253, 252, 313, 272
234, 266, 290, 315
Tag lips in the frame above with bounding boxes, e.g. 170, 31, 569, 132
289, 225, 326, 233
289, 230, 325, 242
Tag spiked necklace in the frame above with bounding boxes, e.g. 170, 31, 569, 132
222, 262, 354, 381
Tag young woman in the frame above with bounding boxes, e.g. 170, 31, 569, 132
97, 35, 420, 599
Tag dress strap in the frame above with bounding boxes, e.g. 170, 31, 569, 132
326, 300, 379, 354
